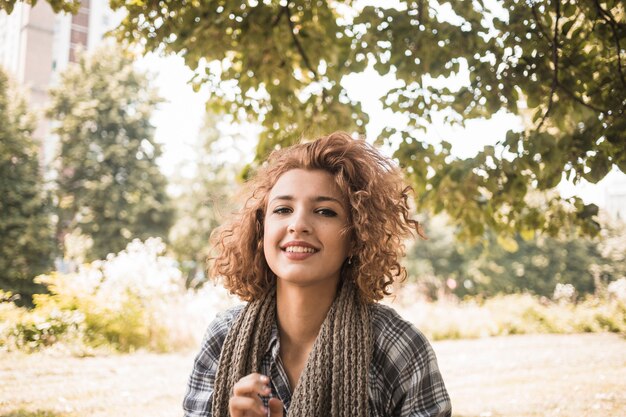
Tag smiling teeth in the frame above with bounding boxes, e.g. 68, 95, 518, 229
285, 246, 316, 253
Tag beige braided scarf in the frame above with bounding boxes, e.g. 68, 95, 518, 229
212, 280, 372, 417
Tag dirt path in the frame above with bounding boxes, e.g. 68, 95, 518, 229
436, 333, 625, 417
1, 333, 624, 417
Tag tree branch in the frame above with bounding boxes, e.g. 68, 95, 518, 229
556, 80, 609, 113
282, 1, 329, 131
272, 5, 287, 27
418, 0, 425, 25
593, 0, 626, 89
537, 0, 560, 131
531, 5, 553, 44
284, 2, 318, 80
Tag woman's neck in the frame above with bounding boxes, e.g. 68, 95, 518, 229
275, 279, 339, 390
275, 279, 338, 348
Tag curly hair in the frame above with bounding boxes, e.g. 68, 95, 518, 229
209, 131, 424, 302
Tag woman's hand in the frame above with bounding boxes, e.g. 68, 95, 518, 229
229, 373, 284, 417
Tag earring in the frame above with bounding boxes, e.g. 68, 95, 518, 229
348, 256, 353, 265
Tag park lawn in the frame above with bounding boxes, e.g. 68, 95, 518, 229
0, 333, 624, 417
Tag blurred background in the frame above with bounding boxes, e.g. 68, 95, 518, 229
0, 1, 624, 416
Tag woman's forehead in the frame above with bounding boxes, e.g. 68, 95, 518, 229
267, 169, 345, 202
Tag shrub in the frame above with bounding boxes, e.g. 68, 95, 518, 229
2, 241, 624, 354
0, 238, 237, 353
387, 288, 626, 340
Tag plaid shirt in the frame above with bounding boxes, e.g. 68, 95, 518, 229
183, 303, 451, 417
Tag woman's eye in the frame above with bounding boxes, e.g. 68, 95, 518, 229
273, 207, 291, 214
316, 208, 337, 217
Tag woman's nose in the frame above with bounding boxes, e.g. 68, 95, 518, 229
288, 211, 311, 233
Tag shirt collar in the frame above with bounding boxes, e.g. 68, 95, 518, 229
266, 316, 281, 360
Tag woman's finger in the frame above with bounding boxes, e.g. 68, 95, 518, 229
233, 373, 272, 398
268, 397, 284, 417
229, 373, 272, 417
229, 395, 267, 417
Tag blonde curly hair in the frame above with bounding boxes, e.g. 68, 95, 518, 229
209, 131, 424, 302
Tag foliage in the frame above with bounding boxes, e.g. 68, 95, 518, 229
0, 0, 79, 14
0, 239, 237, 353
114, 0, 370, 157
47, 46, 174, 261
1, 238, 624, 353
1, 304, 84, 351
593, 215, 626, 290
389, 283, 626, 341
168, 114, 244, 288
3, 1, 623, 239
100, 0, 625, 240
0, 67, 54, 305
406, 213, 625, 299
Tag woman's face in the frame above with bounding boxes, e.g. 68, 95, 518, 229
263, 169, 351, 291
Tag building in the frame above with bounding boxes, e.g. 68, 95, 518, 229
0, 0, 121, 165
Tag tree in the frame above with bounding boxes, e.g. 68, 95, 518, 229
405, 213, 616, 299
48, 46, 174, 261
6, 0, 623, 239
0, 67, 54, 304
0, 0, 79, 14
168, 114, 245, 288
108, 0, 624, 241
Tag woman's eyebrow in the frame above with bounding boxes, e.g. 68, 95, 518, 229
269, 195, 343, 205
313, 196, 343, 205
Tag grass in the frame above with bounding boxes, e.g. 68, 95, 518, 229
0, 412, 73, 417
1, 333, 624, 417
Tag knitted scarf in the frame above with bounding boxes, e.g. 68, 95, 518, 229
212, 280, 372, 417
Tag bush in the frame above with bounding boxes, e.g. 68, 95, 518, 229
387, 284, 626, 340
2, 241, 624, 354
9, 310, 84, 351
0, 238, 237, 354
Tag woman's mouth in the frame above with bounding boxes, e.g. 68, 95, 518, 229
281, 243, 319, 260
284, 246, 317, 253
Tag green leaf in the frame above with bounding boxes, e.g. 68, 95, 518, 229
497, 234, 519, 253
584, 154, 610, 184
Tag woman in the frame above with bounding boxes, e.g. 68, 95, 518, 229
183, 132, 451, 417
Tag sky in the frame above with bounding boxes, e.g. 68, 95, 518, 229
137, 53, 625, 209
